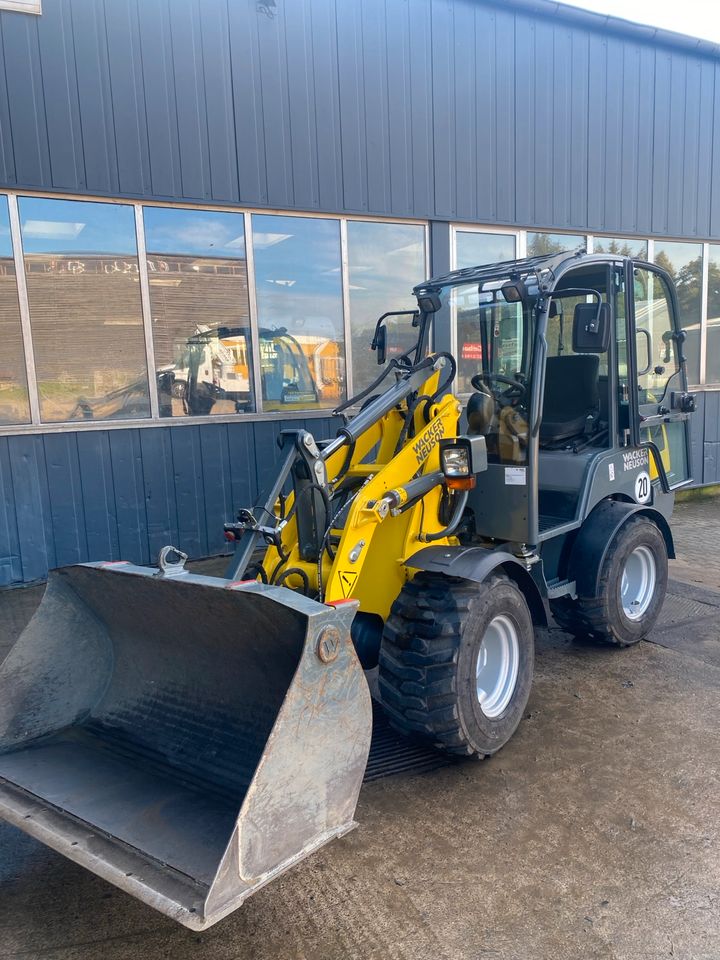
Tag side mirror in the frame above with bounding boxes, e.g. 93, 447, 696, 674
373, 324, 387, 365
572, 301, 610, 353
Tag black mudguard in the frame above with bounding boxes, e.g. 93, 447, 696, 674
405, 545, 547, 626
569, 498, 675, 598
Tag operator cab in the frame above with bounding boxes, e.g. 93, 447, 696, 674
415, 249, 693, 549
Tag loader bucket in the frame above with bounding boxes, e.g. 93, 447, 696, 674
0, 562, 371, 929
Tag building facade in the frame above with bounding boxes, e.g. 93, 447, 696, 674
0, 0, 719, 586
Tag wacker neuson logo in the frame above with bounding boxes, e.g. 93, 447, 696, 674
623, 449, 649, 472
413, 419, 445, 464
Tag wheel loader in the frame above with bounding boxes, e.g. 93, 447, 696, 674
0, 249, 695, 928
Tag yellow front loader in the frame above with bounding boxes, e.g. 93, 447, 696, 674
0, 250, 694, 928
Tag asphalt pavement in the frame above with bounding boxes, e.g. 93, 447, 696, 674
0, 493, 719, 960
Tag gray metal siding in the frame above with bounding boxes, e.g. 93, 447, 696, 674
0, 418, 339, 587
0, 0, 719, 238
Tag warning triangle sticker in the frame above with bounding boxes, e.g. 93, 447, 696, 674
338, 570, 358, 598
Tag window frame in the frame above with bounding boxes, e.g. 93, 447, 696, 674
0, 189, 430, 434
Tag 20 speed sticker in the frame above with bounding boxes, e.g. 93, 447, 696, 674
634, 471, 651, 504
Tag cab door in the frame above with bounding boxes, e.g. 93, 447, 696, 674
627, 262, 693, 489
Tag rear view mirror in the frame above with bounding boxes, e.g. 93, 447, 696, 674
572, 302, 610, 353
373, 324, 387, 365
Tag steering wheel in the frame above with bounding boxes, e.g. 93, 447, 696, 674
471, 372, 527, 399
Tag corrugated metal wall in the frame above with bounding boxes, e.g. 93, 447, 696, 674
1, 0, 719, 237
0, 417, 338, 586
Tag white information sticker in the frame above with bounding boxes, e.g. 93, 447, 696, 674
635, 470, 651, 504
608, 463, 615, 482
505, 467, 527, 486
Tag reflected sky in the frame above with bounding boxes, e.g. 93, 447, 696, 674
347, 220, 425, 331
253, 214, 343, 338
144, 206, 246, 258
455, 231, 515, 270
19, 197, 137, 255
654, 240, 703, 277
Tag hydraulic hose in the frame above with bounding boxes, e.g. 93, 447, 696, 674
419, 489, 469, 543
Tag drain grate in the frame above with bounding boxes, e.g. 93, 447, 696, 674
363, 702, 457, 782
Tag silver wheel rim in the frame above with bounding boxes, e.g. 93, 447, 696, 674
621, 545, 656, 620
475, 615, 520, 718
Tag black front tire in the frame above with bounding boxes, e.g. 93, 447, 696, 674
551, 515, 668, 647
378, 572, 535, 757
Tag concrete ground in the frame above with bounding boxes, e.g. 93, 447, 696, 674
0, 496, 719, 959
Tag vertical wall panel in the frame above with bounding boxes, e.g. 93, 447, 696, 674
492, 7, 515, 224
452, 0, 476, 221
408, 0, 434, 218
76, 432, 119, 562
634, 45, 656, 236
255, 0, 294, 208
335, 0, 368, 211
103, 0, 151, 196
473, 4, 496, 222
107, 429, 146, 563
0, 16, 16, 186
199, 423, 234, 556
385, 0, 413, 216
43, 433, 87, 566
430, 0, 455, 218
0, 438, 23, 585
568, 27, 589, 230
603, 38, 625, 233
170, 426, 207, 559
228, 0, 267, 205
361, 0, 391, 214
308, 0, 343, 212
1, 13, 51, 187
138, 0, 182, 199
69, 0, 119, 194
532, 19, 554, 229
586, 33, 608, 231
140, 427, 179, 560
200, 0, 239, 202
8, 436, 52, 581
619, 43, 642, 235
283, 0, 320, 210
170, 0, 212, 200
36, 0, 84, 190
551, 26, 573, 229
513, 14, 534, 226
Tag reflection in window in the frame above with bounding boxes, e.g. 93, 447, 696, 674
654, 241, 702, 385
593, 236, 648, 259
144, 207, 254, 417
455, 231, 515, 270
527, 232, 586, 257
706, 245, 720, 383
0, 198, 30, 425
252, 214, 344, 410
347, 221, 426, 394
20, 197, 149, 422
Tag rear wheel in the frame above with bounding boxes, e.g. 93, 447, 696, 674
378, 572, 534, 757
551, 515, 668, 646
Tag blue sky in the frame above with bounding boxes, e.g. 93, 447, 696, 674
563, 0, 720, 44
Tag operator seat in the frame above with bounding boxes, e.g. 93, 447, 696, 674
540, 353, 600, 443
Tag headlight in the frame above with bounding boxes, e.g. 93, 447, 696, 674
439, 437, 488, 490
441, 445, 471, 477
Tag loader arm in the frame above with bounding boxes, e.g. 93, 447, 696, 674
250, 357, 462, 618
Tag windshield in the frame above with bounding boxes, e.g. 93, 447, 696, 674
442, 279, 537, 464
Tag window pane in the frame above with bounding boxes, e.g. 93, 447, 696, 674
455, 231, 515, 270
0, 197, 30, 425
348, 221, 426, 394
144, 207, 254, 417
252, 215, 344, 410
593, 236, 648, 258
527, 232, 586, 256
654, 241, 702, 385
20, 197, 149, 423
707, 244, 720, 383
